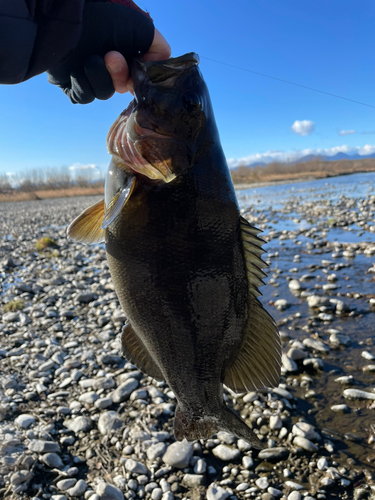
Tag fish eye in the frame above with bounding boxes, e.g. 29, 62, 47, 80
182, 92, 202, 113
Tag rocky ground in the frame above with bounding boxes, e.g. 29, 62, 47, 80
1, 186, 375, 500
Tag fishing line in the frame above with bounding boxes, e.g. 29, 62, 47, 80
201, 56, 375, 110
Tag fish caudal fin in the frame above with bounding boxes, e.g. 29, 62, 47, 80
174, 405, 221, 442
174, 405, 264, 450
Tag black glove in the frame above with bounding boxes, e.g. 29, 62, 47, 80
47, 1, 154, 104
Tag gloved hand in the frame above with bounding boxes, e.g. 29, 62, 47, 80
47, 0, 154, 104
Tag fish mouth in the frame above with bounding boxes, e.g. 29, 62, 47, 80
106, 100, 176, 183
133, 52, 200, 87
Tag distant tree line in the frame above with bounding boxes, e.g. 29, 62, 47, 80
0, 166, 104, 194
230, 158, 375, 184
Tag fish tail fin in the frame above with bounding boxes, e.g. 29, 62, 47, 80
174, 405, 264, 450
174, 405, 220, 442
219, 406, 265, 450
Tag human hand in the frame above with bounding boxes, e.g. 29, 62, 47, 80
104, 29, 171, 95
47, 2, 169, 104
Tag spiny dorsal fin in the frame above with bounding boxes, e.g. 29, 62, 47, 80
102, 176, 136, 229
223, 216, 281, 393
121, 323, 164, 382
67, 200, 105, 244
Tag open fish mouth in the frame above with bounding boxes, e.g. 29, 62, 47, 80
106, 100, 176, 183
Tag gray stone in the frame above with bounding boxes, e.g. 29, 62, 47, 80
303, 338, 329, 353
111, 378, 139, 403
182, 474, 204, 488
293, 436, 319, 452
255, 477, 269, 490
96, 482, 124, 500
94, 397, 113, 409
269, 415, 283, 430
282, 354, 298, 372
10, 470, 32, 485
28, 440, 60, 453
15, 414, 35, 428
206, 483, 230, 500
258, 447, 289, 461
212, 444, 240, 461
79, 392, 99, 405
343, 389, 375, 400
67, 479, 87, 497
147, 442, 167, 460
331, 404, 351, 413
287, 348, 307, 361
57, 479, 77, 491
98, 411, 123, 435
125, 458, 149, 475
42, 453, 64, 468
64, 416, 92, 433
292, 422, 320, 441
163, 441, 194, 468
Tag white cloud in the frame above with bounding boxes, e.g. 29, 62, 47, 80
227, 144, 375, 168
339, 130, 356, 136
291, 120, 315, 137
68, 163, 103, 179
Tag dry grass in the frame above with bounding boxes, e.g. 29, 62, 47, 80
230, 158, 375, 185
0, 186, 104, 203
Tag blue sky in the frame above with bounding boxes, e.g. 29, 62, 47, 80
1, 0, 375, 177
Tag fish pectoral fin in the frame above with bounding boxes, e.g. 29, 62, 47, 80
121, 322, 164, 382
223, 216, 281, 393
67, 199, 106, 244
102, 176, 136, 229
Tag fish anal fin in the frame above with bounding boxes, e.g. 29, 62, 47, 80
224, 299, 281, 393
67, 200, 105, 244
121, 323, 164, 382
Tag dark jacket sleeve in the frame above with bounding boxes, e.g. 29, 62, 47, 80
0, 0, 85, 84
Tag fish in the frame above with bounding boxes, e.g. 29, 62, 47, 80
68, 52, 281, 449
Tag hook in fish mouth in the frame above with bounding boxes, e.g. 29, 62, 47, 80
106, 101, 176, 183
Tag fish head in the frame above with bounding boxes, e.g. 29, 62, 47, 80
107, 53, 210, 184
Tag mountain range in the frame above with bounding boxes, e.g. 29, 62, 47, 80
241, 152, 375, 168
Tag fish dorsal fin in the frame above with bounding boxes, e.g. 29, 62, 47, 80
223, 216, 281, 393
67, 200, 106, 244
102, 176, 136, 229
121, 322, 164, 382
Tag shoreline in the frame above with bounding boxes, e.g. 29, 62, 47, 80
1, 169, 374, 202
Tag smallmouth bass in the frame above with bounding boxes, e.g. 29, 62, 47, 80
68, 53, 281, 448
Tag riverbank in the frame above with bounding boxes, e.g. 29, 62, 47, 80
0, 169, 373, 203
1, 173, 375, 500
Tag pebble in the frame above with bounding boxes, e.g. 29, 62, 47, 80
67, 480, 87, 497
111, 378, 139, 403
41, 453, 64, 468
96, 483, 124, 500
28, 440, 60, 453
206, 484, 230, 500
331, 404, 351, 413
125, 458, 149, 475
212, 444, 241, 461
343, 389, 375, 400
293, 436, 319, 452
57, 479, 77, 491
64, 416, 92, 433
15, 414, 35, 428
98, 411, 123, 435
162, 441, 194, 468
255, 477, 269, 489
257, 447, 289, 461
147, 442, 167, 460
182, 473, 204, 488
